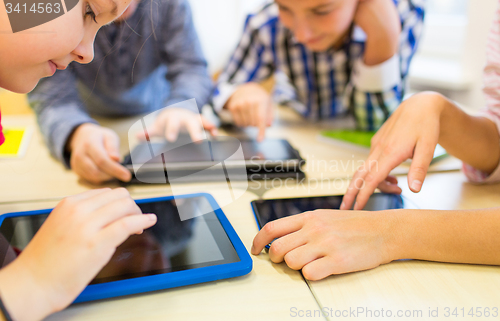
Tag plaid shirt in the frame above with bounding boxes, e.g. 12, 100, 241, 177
213, 0, 425, 131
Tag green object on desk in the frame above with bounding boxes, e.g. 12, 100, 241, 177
320, 129, 449, 164
321, 130, 376, 148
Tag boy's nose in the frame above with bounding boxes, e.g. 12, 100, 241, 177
72, 40, 95, 65
293, 20, 314, 44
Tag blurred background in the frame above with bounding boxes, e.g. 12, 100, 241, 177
188, 0, 496, 112
1, 0, 497, 114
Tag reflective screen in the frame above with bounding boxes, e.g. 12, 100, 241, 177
128, 138, 299, 165
0, 197, 240, 284
252, 194, 405, 228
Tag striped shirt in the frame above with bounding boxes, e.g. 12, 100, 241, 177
213, 0, 425, 131
463, 4, 500, 183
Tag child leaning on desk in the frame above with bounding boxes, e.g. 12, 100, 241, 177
28, 0, 215, 185
252, 4, 500, 281
0, 1, 158, 320
213, 0, 425, 141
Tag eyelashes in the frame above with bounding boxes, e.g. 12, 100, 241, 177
85, 3, 97, 23
313, 11, 332, 16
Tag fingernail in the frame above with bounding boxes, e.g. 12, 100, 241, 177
340, 201, 345, 209
411, 180, 422, 191
353, 202, 358, 210
147, 214, 157, 222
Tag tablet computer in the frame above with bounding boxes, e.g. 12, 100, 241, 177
251, 194, 411, 246
123, 138, 306, 183
0, 193, 252, 303
124, 138, 304, 171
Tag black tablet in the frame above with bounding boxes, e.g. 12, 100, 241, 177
123, 137, 306, 183
251, 194, 408, 231
0, 194, 252, 303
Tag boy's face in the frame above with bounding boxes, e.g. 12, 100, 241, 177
0, 0, 131, 93
276, 0, 358, 52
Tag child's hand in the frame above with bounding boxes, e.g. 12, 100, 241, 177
224, 83, 274, 142
354, 0, 401, 65
138, 107, 218, 143
68, 123, 132, 184
340, 92, 445, 211
251, 209, 398, 280
0, 189, 157, 321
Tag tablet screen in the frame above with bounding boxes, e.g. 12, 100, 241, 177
128, 138, 300, 165
0, 196, 240, 285
252, 194, 405, 229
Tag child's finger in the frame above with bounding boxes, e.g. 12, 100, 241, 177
352, 151, 407, 210
240, 103, 252, 127
201, 117, 219, 137
185, 117, 205, 143
230, 104, 244, 127
282, 244, 322, 271
64, 188, 112, 203
385, 175, 399, 185
79, 156, 114, 184
88, 144, 131, 182
340, 157, 377, 210
301, 256, 337, 281
257, 103, 267, 142
165, 117, 181, 142
377, 179, 403, 195
103, 132, 121, 161
97, 214, 157, 250
251, 214, 307, 255
408, 140, 436, 193
88, 195, 144, 231
201, 116, 216, 131
268, 230, 307, 264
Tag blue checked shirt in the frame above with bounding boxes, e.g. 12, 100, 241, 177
213, 0, 425, 131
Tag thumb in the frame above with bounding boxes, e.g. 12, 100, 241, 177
201, 116, 218, 136
136, 126, 157, 141
257, 103, 268, 142
103, 132, 121, 162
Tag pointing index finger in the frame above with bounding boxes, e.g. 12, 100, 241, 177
251, 213, 307, 255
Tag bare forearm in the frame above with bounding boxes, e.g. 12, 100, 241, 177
0, 260, 54, 321
360, 0, 401, 66
436, 95, 500, 174
389, 208, 500, 265
364, 35, 398, 66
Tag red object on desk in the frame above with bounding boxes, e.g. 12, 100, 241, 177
0, 109, 5, 146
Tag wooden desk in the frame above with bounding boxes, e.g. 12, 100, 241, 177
0, 108, 462, 203
265, 172, 500, 321
1, 110, 497, 321
0, 189, 320, 321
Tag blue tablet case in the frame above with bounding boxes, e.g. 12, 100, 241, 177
0, 193, 253, 303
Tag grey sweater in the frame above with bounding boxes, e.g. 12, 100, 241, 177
28, 0, 213, 166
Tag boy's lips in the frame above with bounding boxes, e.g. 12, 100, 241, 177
48, 60, 57, 76
47, 60, 68, 76
49, 60, 67, 71
306, 35, 326, 46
